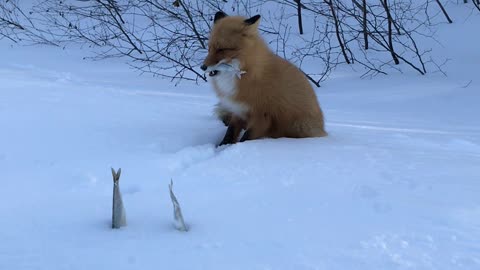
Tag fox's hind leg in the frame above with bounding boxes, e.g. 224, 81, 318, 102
286, 118, 327, 138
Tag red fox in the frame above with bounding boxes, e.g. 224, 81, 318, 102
201, 11, 327, 146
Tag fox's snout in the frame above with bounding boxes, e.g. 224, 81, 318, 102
202, 54, 221, 70
201, 55, 217, 71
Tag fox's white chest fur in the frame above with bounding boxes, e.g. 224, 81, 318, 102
209, 60, 248, 119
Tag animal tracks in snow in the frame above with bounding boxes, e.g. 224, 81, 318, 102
165, 144, 217, 172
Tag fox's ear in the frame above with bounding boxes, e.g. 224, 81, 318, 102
244, 14, 261, 26
214, 11, 228, 23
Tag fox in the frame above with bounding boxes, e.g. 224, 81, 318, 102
201, 11, 327, 146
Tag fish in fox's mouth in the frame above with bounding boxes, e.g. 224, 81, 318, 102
205, 59, 246, 78
209, 70, 219, 77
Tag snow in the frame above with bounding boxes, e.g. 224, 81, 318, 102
1, 6, 480, 270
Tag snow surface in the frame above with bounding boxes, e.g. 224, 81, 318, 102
1, 6, 479, 270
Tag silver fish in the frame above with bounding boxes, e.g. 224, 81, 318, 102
169, 179, 188, 232
205, 59, 246, 79
111, 168, 127, 229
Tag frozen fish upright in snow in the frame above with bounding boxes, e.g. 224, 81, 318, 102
111, 167, 127, 229
169, 179, 188, 232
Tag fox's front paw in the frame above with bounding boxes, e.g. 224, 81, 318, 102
239, 130, 251, 142
217, 138, 234, 147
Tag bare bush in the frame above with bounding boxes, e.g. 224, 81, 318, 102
1, 0, 477, 86
30, 0, 220, 83
265, 0, 459, 84
0, 0, 54, 44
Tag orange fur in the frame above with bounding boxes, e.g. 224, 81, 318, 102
204, 13, 327, 144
